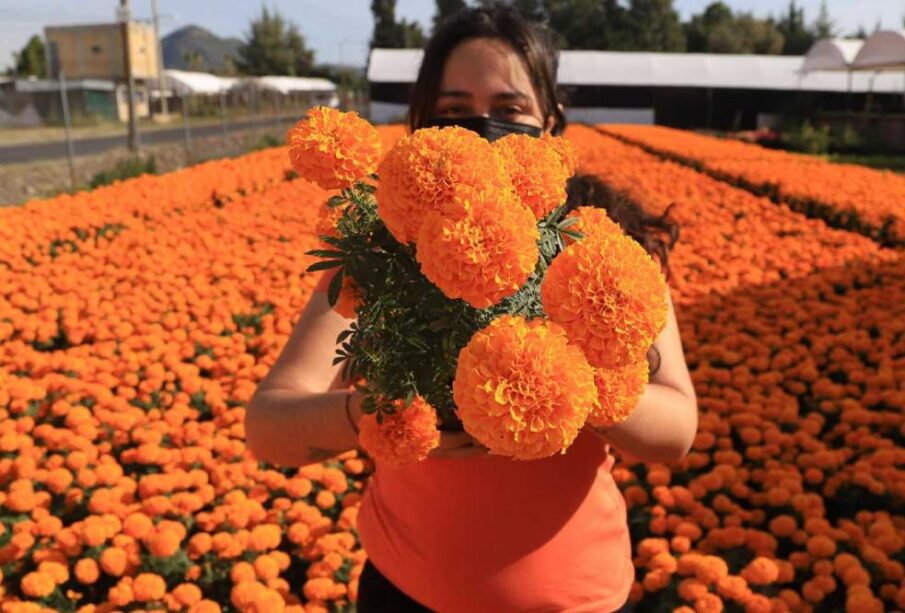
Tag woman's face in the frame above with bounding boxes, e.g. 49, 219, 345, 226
434, 37, 550, 132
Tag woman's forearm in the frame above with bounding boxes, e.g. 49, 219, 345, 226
594, 383, 697, 464
245, 388, 361, 467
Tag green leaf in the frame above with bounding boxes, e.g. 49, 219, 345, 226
308, 249, 347, 259
327, 267, 344, 306
306, 260, 343, 273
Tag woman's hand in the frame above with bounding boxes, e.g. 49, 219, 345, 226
428, 431, 492, 460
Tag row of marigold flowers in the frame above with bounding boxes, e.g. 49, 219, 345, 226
0, 124, 901, 611
597, 124, 905, 248
568, 126, 903, 612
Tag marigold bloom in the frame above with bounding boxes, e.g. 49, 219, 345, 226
493, 133, 570, 219
133, 573, 167, 601
741, 557, 780, 585
589, 358, 648, 427
416, 187, 539, 308
453, 315, 598, 460
148, 528, 181, 557
173, 583, 203, 607
332, 275, 363, 319
74, 558, 100, 585
541, 230, 667, 369
37, 561, 69, 584
287, 107, 381, 191
541, 132, 579, 176
358, 396, 441, 468
565, 206, 624, 244
376, 126, 511, 244
21, 571, 55, 598
100, 547, 128, 576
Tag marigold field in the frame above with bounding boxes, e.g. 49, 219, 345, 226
0, 124, 902, 612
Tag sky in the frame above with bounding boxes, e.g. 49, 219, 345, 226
1, 0, 903, 72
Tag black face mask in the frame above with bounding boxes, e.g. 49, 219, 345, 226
424, 116, 543, 142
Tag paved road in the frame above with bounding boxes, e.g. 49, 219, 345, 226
0, 115, 298, 165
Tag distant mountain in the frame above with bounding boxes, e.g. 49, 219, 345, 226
161, 25, 241, 73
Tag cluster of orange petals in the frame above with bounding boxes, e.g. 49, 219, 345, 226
287, 106, 381, 191
542, 224, 668, 369
375, 126, 511, 245
601, 124, 905, 246
453, 315, 598, 460
416, 187, 539, 308
357, 397, 441, 468
0, 123, 902, 612
493, 133, 570, 219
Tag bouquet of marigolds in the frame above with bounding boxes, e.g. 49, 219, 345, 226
287, 107, 667, 466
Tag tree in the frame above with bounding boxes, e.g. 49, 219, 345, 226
12, 35, 47, 78
236, 6, 315, 76
685, 3, 784, 55
813, 0, 836, 39
685, 2, 733, 52
775, 0, 815, 55
371, 0, 426, 48
434, 0, 468, 32
624, 0, 686, 52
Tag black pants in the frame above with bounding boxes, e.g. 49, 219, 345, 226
357, 559, 634, 612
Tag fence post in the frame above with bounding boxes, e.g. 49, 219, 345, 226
219, 90, 228, 141
182, 93, 192, 165
58, 70, 77, 190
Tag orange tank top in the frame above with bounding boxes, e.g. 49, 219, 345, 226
314, 273, 634, 611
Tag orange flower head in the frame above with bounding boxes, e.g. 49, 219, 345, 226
358, 396, 441, 468
541, 230, 667, 369
564, 206, 624, 245
589, 358, 649, 427
314, 197, 347, 248
416, 187, 539, 308
376, 126, 512, 244
541, 132, 579, 175
493, 133, 570, 219
134, 573, 167, 602
453, 315, 598, 460
21, 571, 56, 598
741, 557, 780, 585
287, 106, 381, 191
332, 275, 363, 319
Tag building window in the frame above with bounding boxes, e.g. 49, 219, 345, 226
91, 44, 102, 54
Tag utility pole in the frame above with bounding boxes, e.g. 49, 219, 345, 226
151, 0, 169, 117
118, 0, 141, 152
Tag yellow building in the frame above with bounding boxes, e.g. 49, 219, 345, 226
44, 22, 158, 121
45, 22, 159, 81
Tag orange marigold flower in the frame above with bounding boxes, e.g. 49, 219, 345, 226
287, 106, 381, 191
133, 573, 167, 602
358, 396, 441, 468
416, 188, 539, 308
123, 513, 154, 540
173, 583, 203, 607
100, 546, 129, 576
148, 528, 181, 557
589, 358, 649, 427
564, 206, 624, 244
452, 315, 598, 460
806, 535, 837, 558
332, 275, 363, 319
254, 555, 281, 581
38, 560, 69, 584
189, 600, 223, 613
376, 126, 511, 244
314, 197, 346, 247
21, 571, 55, 598
74, 558, 100, 585
493, 133, 570, 219
250, 524, 282, 551
541, 230, 667, 369
541, 132, 579, 176
741, 557, 780, 585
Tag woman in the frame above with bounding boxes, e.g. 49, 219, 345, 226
245, 6, 698, 612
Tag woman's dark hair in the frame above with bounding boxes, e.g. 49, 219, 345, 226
409, 6, 566, 136
412, 6, 680, 374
